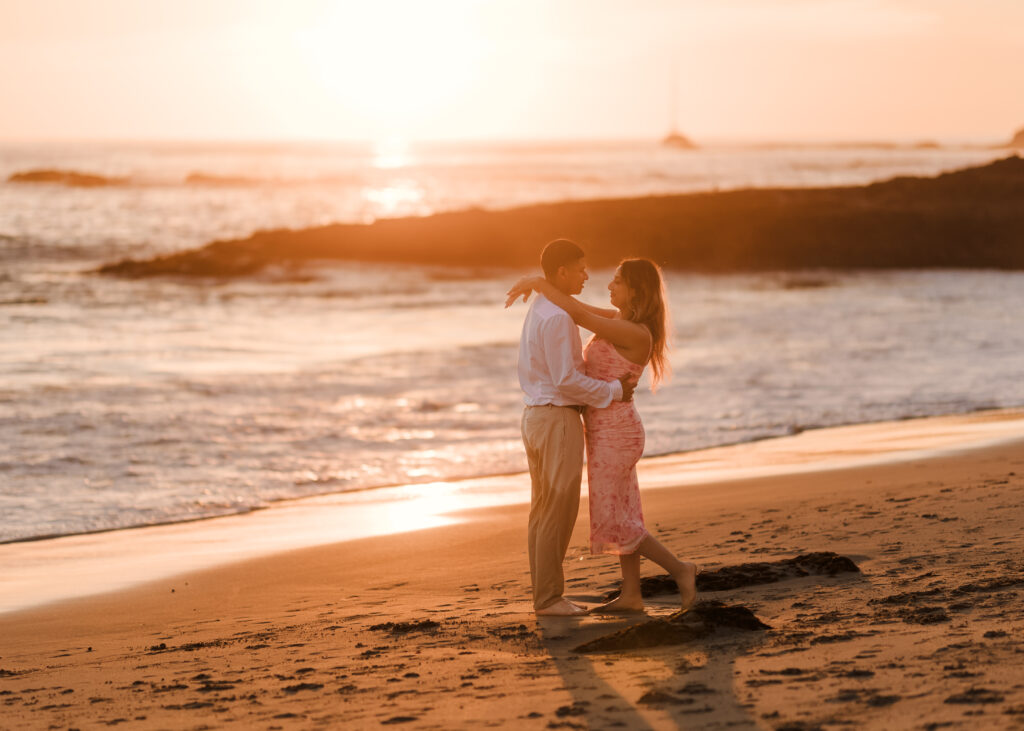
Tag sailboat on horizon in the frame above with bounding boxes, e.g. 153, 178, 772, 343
662, 64, 697, 149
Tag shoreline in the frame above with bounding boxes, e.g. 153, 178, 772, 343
3, 409, 1024, 728
5, 404, 1023, 550
3, 407, 1023, 617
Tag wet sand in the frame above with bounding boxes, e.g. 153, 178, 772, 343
3, 412, 1024, 729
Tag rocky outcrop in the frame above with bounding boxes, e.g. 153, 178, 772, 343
8, 169, 126, 187
98, 155, 1024, 278
1008, 127, 1024, 148
185, 172, 263, 186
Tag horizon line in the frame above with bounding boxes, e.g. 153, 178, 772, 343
0, 133, 1015, 148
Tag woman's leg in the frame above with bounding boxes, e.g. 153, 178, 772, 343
636, 534, 698, 610
618, 552, 642, 600
592, 552, 644, 612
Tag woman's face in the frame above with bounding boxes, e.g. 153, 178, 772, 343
608, 268, 634, 311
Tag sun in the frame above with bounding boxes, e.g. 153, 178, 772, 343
296, 1, 484, 138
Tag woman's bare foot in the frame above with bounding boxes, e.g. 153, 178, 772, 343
673, 562, 699, 611
590, 593, 644, 614
535, 598, 589, 616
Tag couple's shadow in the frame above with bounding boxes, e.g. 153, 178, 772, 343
533, 593, 766, 730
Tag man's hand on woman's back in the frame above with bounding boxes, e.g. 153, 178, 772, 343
618, 374, 639, 402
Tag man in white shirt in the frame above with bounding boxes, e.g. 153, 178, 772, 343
517, 239, 637, 616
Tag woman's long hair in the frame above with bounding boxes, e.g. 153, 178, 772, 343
618, 258, 671, 389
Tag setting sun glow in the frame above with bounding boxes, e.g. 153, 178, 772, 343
0, 0, 1022, 142
296, 2, 484, 139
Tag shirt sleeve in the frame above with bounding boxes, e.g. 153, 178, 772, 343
540, 313, 621, 408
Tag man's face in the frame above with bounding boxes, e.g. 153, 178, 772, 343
559, 257, 588, 295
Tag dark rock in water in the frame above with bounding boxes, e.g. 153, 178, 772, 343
778, 276, 834, 290
96, 156, 1024, 278
572, 600, 769, 653
606, 552, 860, 600
368, 620, 439, 634
8, 169, 125, 187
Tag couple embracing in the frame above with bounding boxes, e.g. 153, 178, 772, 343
506, 239, 699, 617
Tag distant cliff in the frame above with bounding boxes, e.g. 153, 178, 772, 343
1008, 127, 1024, 148
99, 155, 1024, 278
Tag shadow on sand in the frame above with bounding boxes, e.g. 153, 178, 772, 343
534, 601, 769, 729
530, 553, 867, 729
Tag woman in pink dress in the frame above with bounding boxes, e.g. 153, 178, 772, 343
506, 259, 699, 613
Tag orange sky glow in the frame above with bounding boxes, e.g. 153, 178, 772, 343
1, 0, 1022, 143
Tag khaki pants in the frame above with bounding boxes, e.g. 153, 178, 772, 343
521, 405, 585, 611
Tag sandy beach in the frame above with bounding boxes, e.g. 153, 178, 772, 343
3, 410, 1024, 730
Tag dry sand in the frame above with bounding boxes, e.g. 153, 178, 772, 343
3, 412, 1024, 730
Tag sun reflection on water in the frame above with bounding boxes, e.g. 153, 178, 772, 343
372, 138, 411, 169
362, 181, 424, 218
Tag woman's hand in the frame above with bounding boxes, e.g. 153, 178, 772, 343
504, 275, 542, 308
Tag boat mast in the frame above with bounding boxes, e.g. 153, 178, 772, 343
662, 59, 696, 148
669, 62, 679, 135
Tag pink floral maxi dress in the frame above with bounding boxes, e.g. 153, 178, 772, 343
583, 336, 648, 555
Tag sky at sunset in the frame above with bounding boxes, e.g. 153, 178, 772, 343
1, 0, 1022, 143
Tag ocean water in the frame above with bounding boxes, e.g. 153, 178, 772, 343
1, 140, 1021, 543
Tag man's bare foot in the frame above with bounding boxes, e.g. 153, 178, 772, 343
673, 562, 699, 611
590, 594, 644, 614
535, 598, 589, 616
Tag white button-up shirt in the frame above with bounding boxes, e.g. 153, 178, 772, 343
517, 294, 623, 408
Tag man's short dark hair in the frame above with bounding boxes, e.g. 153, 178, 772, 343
540, 239, 585, 280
